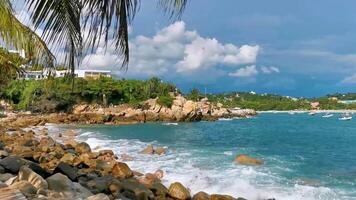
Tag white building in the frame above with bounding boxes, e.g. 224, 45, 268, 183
18, 71, 45, 80
19, 69, 112, 80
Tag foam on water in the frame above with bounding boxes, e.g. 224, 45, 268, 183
67, 129, 346, 200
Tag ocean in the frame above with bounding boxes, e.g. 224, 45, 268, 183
50, 113, 356, 200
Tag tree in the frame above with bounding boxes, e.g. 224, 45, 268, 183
0, 0, 188, 80
0, 0, 55, 69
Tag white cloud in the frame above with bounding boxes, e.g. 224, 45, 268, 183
81, 21, 260, 77
228, 65, 258, 77
261, 66, 280, 74
341, 73, 356, 84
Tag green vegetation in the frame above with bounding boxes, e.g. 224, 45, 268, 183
0, 77, 177, 113
157, 95, 174, 108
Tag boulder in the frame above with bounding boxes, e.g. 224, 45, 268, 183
149, 182, 168, 197
121, 178, 155, 200
9, 181, 37, 196
112, 162, 133, 179
18, 166, 48, 190
0, 150, 9, 158
210, 194, 236, 200
53, 162, 78, 181
168, 182, 190, 200
0, 156, 26, 173
27, 162, 50, 178
63, 130, 79, 137
138, 173, 160, 186
60, 153, 77, 165
75, 142, 91, 154
193, 191, 210, 200
234, 154, 263, 166
86, 175, 115, 194
120, 154, 134, 161
155, 147, 166, 155
140, 145, 154, 154
86, 193, 110, 200
46, 173, 92, 199
154, 169, 164, 179
0, 173, 15, 182
0, 165, 4, 174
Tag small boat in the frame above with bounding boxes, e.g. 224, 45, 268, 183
339, 113, 352, 121
288, 111, 296, 115
322, 113, 333, 118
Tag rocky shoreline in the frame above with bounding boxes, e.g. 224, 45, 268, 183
0, 95, 256, 129
0, 128, 252, 200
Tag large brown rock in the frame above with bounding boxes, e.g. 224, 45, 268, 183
193, 191, 210, 200
155, 147, 167, 155
234, 154, 263, 166
111, 162, 133, 179
210, 194, 236, 200
140, 145, 154, 154
168, 182, 191, 200
60, 153, 77, 165
75, 142, 91, 154
18, 166, 48, 190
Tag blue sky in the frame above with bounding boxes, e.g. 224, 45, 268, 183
15, 0, 356, 97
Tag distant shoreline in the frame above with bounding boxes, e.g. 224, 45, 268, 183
258, 110, 356, 114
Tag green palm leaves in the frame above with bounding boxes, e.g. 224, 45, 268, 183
1, 0, 188, 73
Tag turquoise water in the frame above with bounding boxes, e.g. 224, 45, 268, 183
56, 113, 356, 200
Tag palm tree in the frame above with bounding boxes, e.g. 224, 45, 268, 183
0, 0, 55, 70
1, 0, 188, 76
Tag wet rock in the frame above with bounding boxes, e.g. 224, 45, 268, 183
60, 153, 76, 165
0, 150, 9, 158
53, 162, 78, 181
210, 194, 236, 200
0, 156, 26, 173
140, 145, 154, 154
154, 169, 164, 179
139, 173, 160, 186
0, 165, 4, 174
86, 175, 115, 194
193, 191, 210, 200
168, 182, 191, 200
99, 150, 114, 156
86, 193, 111, 200
64, 140, 79, 149
63, 130, 79, 137
27, 162, 50, 179
155, 147, 166, 155
149, 182, 168, 197
0, 181, 7, 188
121, 178, 155, 200
234, 154, 263, 166
109, 179, 124, 197
112, 162, 133, 179
120, 154, 133, 161
46, 173, 92, 199
10, 181, 37, 197
18, 166, 48, 190
0, 173, 15, 182
75, 142, 91, 154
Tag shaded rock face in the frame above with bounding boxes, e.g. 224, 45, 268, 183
168, 182, 191, 200
9, 181, 37, 197
193, 191, 210, 200
0, 156, 26, 173
234, 154, 264, 166
112, 162, 133, 179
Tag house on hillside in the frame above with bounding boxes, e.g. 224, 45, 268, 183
18, 69, 112, 80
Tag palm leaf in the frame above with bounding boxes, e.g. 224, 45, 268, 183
26, 0, 82, 74
0, 0, 55, 68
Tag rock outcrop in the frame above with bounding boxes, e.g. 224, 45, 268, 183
234, 154, 264, 166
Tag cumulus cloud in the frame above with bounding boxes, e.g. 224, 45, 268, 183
81, 21, 260, 77
228, 65, 258, 77
341, 73, 356, 84
261, 66, 280, 74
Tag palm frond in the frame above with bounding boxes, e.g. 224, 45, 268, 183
26, 0, 82, 74
158, 0, 188, 18
0, 0, 55, 68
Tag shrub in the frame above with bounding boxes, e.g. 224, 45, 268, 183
157, 95, 174, 108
